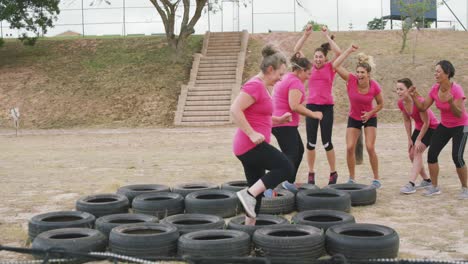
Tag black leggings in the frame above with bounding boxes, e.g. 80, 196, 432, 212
272, 126, 304, 182
306, 104, 334, 151
428, 124, 468, 168
236, 142, 293, 213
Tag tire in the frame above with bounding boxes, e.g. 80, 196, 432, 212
160, 213, 225, 235
296, 189, 351, 212
178, 229, 250, 258
259, 189, 295, 215
109, 223, 179, 259
172, 182, 218, 197
325, 183, 377, 206
76, 193, 129, 218
28, 211, 95, 241
116, 184, 170, 205
325, 223, 399, 260
298, 183, 320, 192
221, 180, 248, 192
253, 224, 325, 264
185, 189, 239, 218
227, 214, 289, 236
132, 192, 184, 219
291, 210, 355, 231
95, 213, 158, 238
32, 228, 106, 260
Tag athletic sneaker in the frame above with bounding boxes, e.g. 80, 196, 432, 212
371, 179, 382, 189
328, 171, 338, 185
400, 183, 416, 194
416, 180, 432, 189
423, 185, 441, 196
237, 188, 257, 218
263, 189, 277, 198
281, 181, 298, 193
459, 187, 468, 200
308, 172, 316, 185
347, 178, 356, 184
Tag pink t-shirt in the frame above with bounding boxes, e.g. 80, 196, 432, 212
429, 82, 468, 128
346, 73, 382, 121
397, 96, 439, 130
272, 73, 305, 127
233, 77, 273, 156
307, 62, 336, 105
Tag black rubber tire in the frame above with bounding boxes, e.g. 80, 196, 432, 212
178, 229, 250, 258
32, 228, 106, 259
172, 183, 219, 197
28, 211, 95, 242
95, 213, 158, 238
76, 193, 129, 218
227, 214, 289, 236
221, 180, 248, 192
291, 210, 355, 231
259, 189, 295, 215
253, 224, 325, 264
325, 223, 399, 260
160, 213, 225, 235
132, 192, 184, 219
116, 184, 170, 206
298, 183, 320, 192
109, 223, 179, 259
325, 183, 377, 206
296, 189, 351, 212
184, 189, 239, 218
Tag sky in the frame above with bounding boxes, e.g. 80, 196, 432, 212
0, 0, 467, 37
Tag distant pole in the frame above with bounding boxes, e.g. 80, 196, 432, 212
441, 0, 467, 31
293, 0, 296, 32
221, 1, 224, 32
81, 0, 85, 37
336, 0, 339, 31
123, 0, 126, 36
207, 1, 211, 32
1, 21, 3, 38
251, 0, 254, 33
381, 0, 384, 29
237, 0, 240, 31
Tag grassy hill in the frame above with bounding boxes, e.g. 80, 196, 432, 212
0, 30, 467, 128
0, 36, 202, 128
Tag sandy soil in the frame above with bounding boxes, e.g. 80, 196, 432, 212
1, 124, 467, 261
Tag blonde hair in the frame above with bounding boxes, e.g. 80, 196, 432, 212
356, 52, 376, 73
260, 44, 287, 73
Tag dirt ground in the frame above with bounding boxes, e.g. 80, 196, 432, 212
1, 123, 467, 261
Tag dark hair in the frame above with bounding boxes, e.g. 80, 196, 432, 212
314, 35, 334, 57
260, 44, 287, 73
290, 52, 312, 72
436, 60, 455, 79
397, 78, 413, 89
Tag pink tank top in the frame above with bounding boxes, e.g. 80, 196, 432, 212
397, 96, 439, 130
429, 82, 468, 128
272, 73, 305, 127
346, 73, 382, 121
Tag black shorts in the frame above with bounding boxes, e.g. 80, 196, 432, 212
347, 117, 377, 129
411, 128, 435, 147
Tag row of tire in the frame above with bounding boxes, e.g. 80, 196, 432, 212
72, 181, 377, 220
31, 211, 398, 263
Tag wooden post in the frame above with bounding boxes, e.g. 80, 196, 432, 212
10, 108, 20, 137
355, 128, 363, 165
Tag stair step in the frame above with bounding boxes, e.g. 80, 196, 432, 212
187, 95, 231, 101
202, 55, 238, 59
184, 105, 231, 111
188, 90, 231, 96
183, 111, 230, 117
195, 80, 236, 85
182, 116, 230, 122
199, 61, 238, 66
208, 45, 241, 49
189, 85, 234, 91
197, 70, 236, 76
196, 75, 236, 80
185, 100, 231, 106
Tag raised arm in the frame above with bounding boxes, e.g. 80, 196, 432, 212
322, 26, 341, 60
230, 92, 264, 144
333, 44, 358, 82
294, 24, 312, 53
408, 87, 433, 112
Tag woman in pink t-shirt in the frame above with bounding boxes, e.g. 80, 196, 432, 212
231, 45, 295, 225
409, 60, 468, 199
294, 25, 341, 186
270, 53, 323, 192
332, 45, 384, 188
396, 78, 439, 194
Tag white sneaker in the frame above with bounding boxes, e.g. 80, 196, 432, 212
459, 187, 468, 200
237, 188, 257, 218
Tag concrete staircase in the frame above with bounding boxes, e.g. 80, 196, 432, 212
174, 30, 249, 126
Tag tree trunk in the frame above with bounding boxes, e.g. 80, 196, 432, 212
400, 29, 409, 53
355, 128, 364, 165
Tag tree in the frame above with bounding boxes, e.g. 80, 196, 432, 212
397, 0, 437, 53
0, 0, 60, 45
367, 17, 387, 30
302, 20, 328, 32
